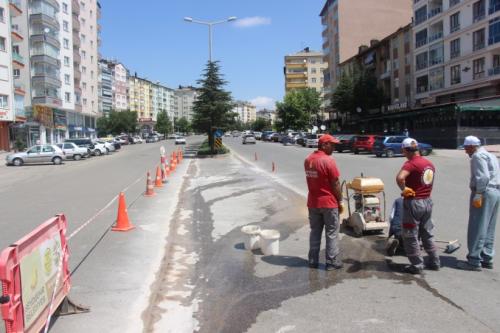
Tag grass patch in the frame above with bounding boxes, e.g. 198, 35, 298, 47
197, 139, 230, 156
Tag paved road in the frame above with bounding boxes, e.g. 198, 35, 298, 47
140, 137, 500, 332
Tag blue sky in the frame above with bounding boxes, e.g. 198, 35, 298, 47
100, 0, 325, 110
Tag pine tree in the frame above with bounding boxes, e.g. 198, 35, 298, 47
192, 61, 233, 152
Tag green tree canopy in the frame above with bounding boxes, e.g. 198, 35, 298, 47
275, 88, 321, 132
96, 110, 138, 136
155, 111, 172, 137
251, 118, 272, 132
175, 117, 191, 134
191, 61, 233, 151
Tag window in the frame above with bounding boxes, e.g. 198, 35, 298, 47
62, 3, 68, 14
0, 37, 5, 51
450, 0, 461, 6
65, 92, 71, 102
81, 34, 86, 43
13, 69, 20, 78
429, 67, 444, 90
63, 20, 69, 32
0, 94, 8, 108
311, 78, 316, 83
0, 7, 4, 23
80, 1, 85, 9
63, 38, 69, 49
0, 66, 8, 81
416, 52, 428, 70
450, 12, 460, 33
429, 43, 444, 65
91, 71, 94, 79
450, 38, 460, 59
415, 5, 427, 25
81, 18, 85, 27
489, 17, 500, 45
64, 56, 70, 67
42, 145, 54, 153
91, 56, 94, 64
311, 68, 316, 74
81, 50, 86, 59
473, 29, 486, 50
64, 74, 70, 85
82, 82, 87, 89
490, 0, 500, 14
415, 29, 428, 48
416, 75, 428, 93
82, 66, 86, 74
450, 65, 461, 84
474, 0, 486, 22
473, 58, 485, 79
83, 98, 87, 105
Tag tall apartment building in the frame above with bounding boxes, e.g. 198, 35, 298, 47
98, 59, 128, 112
320, 0, 412, 97
152, 83, 175, 120
128, 74, 154, 133
233, 101, 256, 124
111, 62, 127, 110
175, 86, 198, 121
0, 1, 21, 151
256, 109, 276, 125
9, 0, 101, 146
284, 48, 327, 93
98, 58, 112, 115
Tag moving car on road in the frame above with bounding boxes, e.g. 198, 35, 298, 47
242, 134, 256, 144
352, 135, 377, 154
6, 144, 66, 166
373, 136, 433, 157
56, 142, 88, 160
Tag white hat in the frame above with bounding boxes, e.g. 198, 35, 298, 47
402, 138, 418, 150
464, 136, 481, 146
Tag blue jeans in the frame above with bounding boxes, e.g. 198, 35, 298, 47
467, 188, 500, 266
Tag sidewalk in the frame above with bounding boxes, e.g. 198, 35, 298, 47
50, 156, 191, 333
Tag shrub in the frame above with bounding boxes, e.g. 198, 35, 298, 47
197, 139, 229, 156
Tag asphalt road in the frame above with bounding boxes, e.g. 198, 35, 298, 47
140, 138, 500, 332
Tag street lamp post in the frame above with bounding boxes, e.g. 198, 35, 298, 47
184, 16, 237, 62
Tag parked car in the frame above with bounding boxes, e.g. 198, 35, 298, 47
175, 136, 186, 145
242, 134, 256, 144
335, 134, 356, 153
6, 144, 66, 166
262, 131, 275, 142
373, 136, 433, 157
65, 138, 95, 156
133, 136, 144, 144
295, 133, 307, 147
253, 132, 262, 140
95, 140, 115, 153
305, 133, 324, 148
92, 142, 108, 156
352, 135, 377, 154
270, 133, 282, 142
56, 142, 88, 160
114, 136, 128, 145
232, 131, 241, 137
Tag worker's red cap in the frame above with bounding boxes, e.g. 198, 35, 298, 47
318, 134, 339, 145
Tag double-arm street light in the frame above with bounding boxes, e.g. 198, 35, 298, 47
184, 16, 237, 62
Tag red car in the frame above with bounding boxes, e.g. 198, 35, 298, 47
352, 135, 378, 154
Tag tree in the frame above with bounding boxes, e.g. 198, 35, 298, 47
175, 117, 191, 134
275, 88, 321, 132
96, 116, 110, 136
155, 111, 172, 137
331, 73, 355, 115
191, 61, 233, 152
251, 118, 272, 131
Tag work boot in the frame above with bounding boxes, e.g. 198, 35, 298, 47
425, 262, 441, 271
386, 237, 399, 257
325, 262, 343, 271
403, 265, 423, 275
481, 261, 493, 269
308, 261, 319, 269
456, 261, 482, 271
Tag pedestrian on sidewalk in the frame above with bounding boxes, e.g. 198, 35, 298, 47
304, 134, 344, 271
396, 138, 440, 274
457, 136, 500, 271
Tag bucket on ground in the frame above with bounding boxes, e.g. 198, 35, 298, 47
241, 225, 261, 250
260, 229, 280, 255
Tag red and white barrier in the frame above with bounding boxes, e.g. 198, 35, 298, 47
0, 214, 70, 333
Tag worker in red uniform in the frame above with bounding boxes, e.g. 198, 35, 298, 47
396, 138, 440, 274
304, 134, 343, 271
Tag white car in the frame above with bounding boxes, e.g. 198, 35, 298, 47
95, 140, 115, 153
133, 136, 143, 144
242, 134, 256, 144
175, 136, 186, 145
92, 142, 108, 156
56, 142, 88, 160
305, 134, 324, 148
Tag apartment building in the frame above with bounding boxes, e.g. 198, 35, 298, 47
128, 74, 154, 133
98, 58, 112, 115
111, 62, 127, 110
256, 109, 276, 124
0, 0, 20, 151
152, 83, 175, 120
9, 0, 101, 147
410, 0, 500, 146
175, 86, 198, 122
233, 101, 256, 124
320, 0, 412, 99
284, 48, 327, 93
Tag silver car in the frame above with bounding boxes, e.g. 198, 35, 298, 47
242, 134, 256, 144
6, 144, 66, 166
56, 142, 88, 160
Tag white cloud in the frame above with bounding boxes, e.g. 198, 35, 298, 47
234, 16, 271, 28
250, 96, 276, 110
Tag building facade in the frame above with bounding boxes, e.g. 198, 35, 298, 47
98, 58, 112, 115
128, 74, 154, 134
320, 0, 413, 101
233, 101, 257, 124
284, 48, 327, 93
111, 62, 127, 111
174, 86, 198, 121
256, 109, 276, 124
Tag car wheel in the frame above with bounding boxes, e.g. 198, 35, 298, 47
52, 157, 62, 165
354, 149, 359, 155
106, 148, 110, 154
13, 158, 23, 166
421, 149, 430, 156
94, 149, 101, 156
87, 149, 92, 156
74, 154, 82, 161
386, 149, 395, 158
375, 153, 382, 157
337, 149, 343, 153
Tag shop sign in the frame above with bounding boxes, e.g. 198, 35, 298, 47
53, 110, 67, 131
33, 105, 54, 128
0, 104, 14, 121
139, 118, 153, 123
387, 102, 409, 113
421, 96, 436, 105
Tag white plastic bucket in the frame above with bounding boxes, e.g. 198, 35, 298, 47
260, 229, 280, 255
241, 225, 261, 250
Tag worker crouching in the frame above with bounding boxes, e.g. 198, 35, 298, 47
396, 138, 440, 274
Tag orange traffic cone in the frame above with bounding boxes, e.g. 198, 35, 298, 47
112, 192, 134, 232
155, 166, 163, 188
170, 159, 176, 172
164, 161, 171, 177
161, 155, 165, 165
161, 162, 168, 183
144, 171, 155, 197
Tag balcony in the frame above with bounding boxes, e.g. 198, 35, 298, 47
380, 70, 391, 80
29, 13, 60, 30
72, 0, 80, 15
286, 62, 307, 69
32, 75, 62, 88
429, 57, 443, 66
286, 72, 307, 79
11, 29, 23, 42
474, 41, 485, 51
428, 7, 442, 19
72, 15, 80, 31
9, 1, 22, 16
75, 102, 82, 112
31, 54, 60, 67
12, 52, 24, 68
488, 67, 500, 76
74, 69, 81, 80
73, 33, 81, 47
450, 25, 460, 34
286, 82, 307, 89
44, 0, 60, 11
32, 96, 62, 108
415, 39, 427, 48
14, 83, 25, 95
474, 71, 485, 80
428, 31, 443, 43
473, 14, 486, 23
31, 34, 61, 49
489, 4, 500, 14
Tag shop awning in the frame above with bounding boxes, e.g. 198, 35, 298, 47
457, 98, 500, 112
